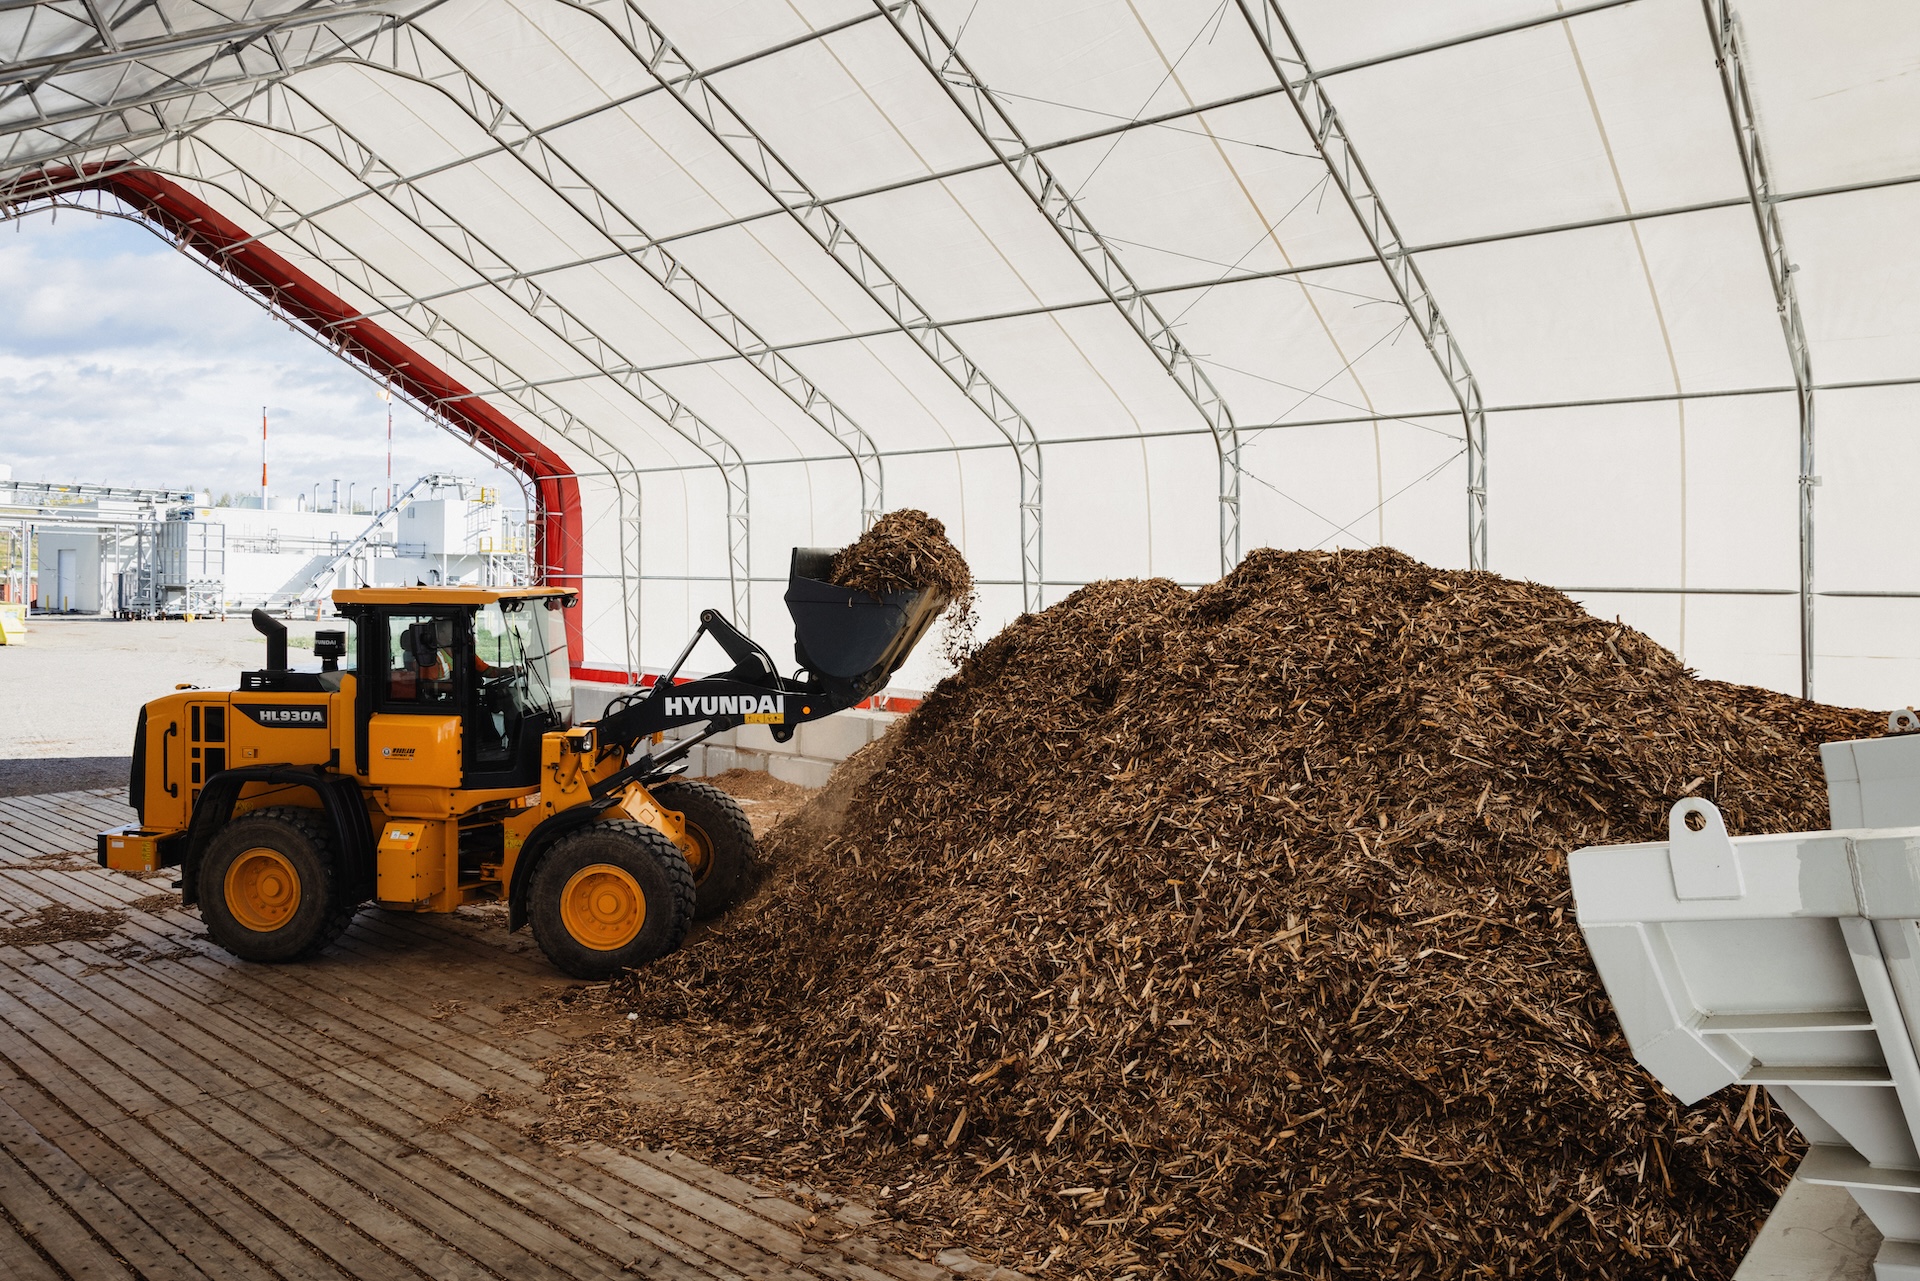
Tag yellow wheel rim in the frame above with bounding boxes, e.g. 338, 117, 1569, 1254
560, 864, 646, 951
680, 820, 712, 884
225, 848, 302, 932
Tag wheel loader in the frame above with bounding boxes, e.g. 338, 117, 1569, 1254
95, 548, 945, 979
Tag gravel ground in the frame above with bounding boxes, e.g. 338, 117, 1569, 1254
0, 616, 332, 792
0, 757, 132, 798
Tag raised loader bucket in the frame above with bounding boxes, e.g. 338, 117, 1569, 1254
785, 547, 948, 707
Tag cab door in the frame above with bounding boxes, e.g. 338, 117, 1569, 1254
365, 610, 466, 789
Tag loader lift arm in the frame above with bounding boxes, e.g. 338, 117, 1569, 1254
589, 548, 950, 794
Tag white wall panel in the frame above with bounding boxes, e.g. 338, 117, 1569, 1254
1814, 386, 1920, 594
1420, 220, 1717, 404
1814, 597, 1920, 713
946, 309, 1216, 441
1037, 437, 1157, 582
1283, 0, 1560, 71
636, 0, 873, 71
1784, 186, 1920, 385
1492, 403, 1687, 587
1736, 0, 1920, 193
832, 168, 1102, 319
781, 332, 1015, 452
1038, 95, 1379, 292
665, 217, 896, 346
543, 97, 782, 238
1159, 267, 1459, 424
431, 0, 661, 129
1239, 418, 1464, 566
916, 0, 1280, 149
705, 18, 993, 196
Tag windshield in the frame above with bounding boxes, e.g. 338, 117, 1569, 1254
475, 599, 571, 723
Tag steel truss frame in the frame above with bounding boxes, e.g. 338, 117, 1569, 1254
1, 0, 1644, 230
560, 0, 1048, 613
0, 0, 1888, 673
3, 0, 1644, 259
0, 0, 431, 169
69, 126, 1910, 381
301, 25, 886, 535
75, 7, 887, 245
191, 73, 755, 630
877, 0, 1245, 577
165, 157, 1918, 419
0, 0, 410, 87
1234, 0, 1489, 570
1703, 0, 1817, 699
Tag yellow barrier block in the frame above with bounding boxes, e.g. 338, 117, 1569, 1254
0, 603, 25, 645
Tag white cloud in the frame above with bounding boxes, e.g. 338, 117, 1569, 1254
0, 213, 521, 509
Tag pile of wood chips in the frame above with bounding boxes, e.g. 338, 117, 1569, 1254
593, 547, 1882, 1279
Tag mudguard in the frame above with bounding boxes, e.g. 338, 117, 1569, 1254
179, 767, 375, 907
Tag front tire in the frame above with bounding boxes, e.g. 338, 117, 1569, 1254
198, 807, 356, 962
529, 821, 695, 979
650, 780, 755, 919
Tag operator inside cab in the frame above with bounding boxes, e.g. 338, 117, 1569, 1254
388, 617, 460, 703
386, 613, 518, 706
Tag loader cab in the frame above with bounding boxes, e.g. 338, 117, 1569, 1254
334, 587, 575, 791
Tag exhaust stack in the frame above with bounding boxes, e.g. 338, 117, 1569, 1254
251, 608, 288, 671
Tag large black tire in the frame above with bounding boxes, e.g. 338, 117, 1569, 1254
528, 820, 696, 979
198, 807, 357, 963
650, 779, 755, 920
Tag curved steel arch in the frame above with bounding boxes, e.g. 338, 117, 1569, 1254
1703, 0, 1817, 698
1234, 0, 1490, 572
195, 80, 755, 628
554, 0, 1048, 612
122, 134, 658, 671
878, 0, 1245, 576
304, 28, 887, 533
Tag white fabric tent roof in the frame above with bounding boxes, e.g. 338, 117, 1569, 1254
5, 0, 1918, 703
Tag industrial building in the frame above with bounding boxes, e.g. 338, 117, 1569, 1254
4, 1, 1920, 1278
4, 472, 528, 616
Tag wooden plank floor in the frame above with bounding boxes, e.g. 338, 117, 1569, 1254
0, 789, 1014, 1281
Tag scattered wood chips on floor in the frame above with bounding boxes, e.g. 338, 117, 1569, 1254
0, 903, 127, 947
565, 547, 1881, 1279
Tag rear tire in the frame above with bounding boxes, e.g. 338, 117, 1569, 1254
198, 807, 356, 962
650, 779, 755, 919
529, 821, 695, 979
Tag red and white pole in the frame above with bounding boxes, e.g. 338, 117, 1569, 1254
260, 405, 268, 504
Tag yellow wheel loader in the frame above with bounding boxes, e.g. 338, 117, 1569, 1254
96, 549, 945, 979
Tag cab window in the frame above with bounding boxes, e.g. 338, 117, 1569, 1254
384, 613, 460, 709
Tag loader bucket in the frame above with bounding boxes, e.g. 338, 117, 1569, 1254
785, 547, 949, 706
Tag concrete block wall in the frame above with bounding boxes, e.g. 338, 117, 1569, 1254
571, 683, 899, 788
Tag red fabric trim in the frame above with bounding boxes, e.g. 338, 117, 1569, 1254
19, 166, 588, 660
572, 666, 644, 685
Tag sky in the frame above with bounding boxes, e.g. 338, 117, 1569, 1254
0, 209, 520, 511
